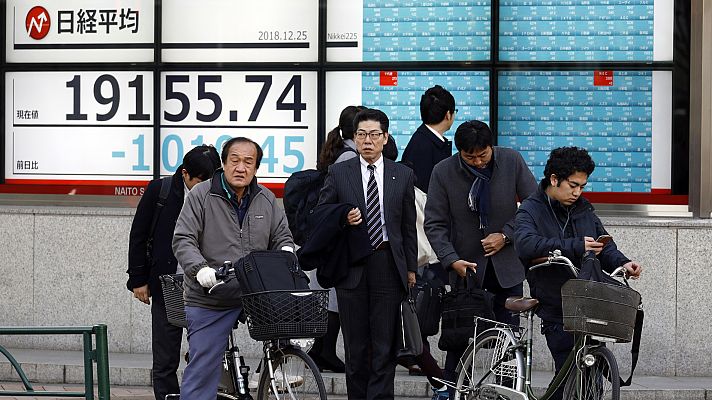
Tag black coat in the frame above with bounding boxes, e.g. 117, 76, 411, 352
297, 203, 373, 288
127, 170, 185, 297
401, 124, 452, 193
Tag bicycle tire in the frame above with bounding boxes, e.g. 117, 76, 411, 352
454, 328, 525, 400
563, 345, 620, 400
256, 347, 326, 400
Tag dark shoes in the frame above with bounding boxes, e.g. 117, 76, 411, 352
308, 351, 345, 373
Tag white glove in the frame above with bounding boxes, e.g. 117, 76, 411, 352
281, 246, 294, 253
196, 266, 218, 288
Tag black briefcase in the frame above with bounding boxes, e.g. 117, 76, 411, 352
438, 270, 495, 351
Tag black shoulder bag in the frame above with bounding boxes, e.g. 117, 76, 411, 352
438, 270, 495, 351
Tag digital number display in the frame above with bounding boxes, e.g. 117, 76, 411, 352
498, 70, 672, 192
162, 0, 318, 62
326, 71, 490, 156
6, 0, 154, 63
5, 71, 154, 181
160, 72, 317, 182
327, 0, 491, 62
499, 0, 673, 61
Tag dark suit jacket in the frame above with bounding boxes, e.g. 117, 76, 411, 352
317, 156, 418, 290
127, 170, 185, 296
297, 203, 373, 288
401, 124, 453, 193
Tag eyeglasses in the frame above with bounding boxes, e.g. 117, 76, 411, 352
355, 129, 385, 140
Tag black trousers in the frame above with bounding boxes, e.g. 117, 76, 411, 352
150, 292, 184, 400
336, 248, 404, 400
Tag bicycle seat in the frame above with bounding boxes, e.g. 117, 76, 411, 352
505, 296, 539, 312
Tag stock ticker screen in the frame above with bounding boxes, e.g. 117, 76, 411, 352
498, 71, 654, 193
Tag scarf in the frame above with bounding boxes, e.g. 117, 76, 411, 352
462, 156, 492, 231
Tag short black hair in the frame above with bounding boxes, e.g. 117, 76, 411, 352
420, 85, 456, 125
454, 120, 493, 153
220, 137, 264, 169
353, 108, 389, 133
183, 145, 221, 180
542, 146, 596, 188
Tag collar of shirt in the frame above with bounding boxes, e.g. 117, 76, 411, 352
358, 155, 388, 241
425, 124, 446, 142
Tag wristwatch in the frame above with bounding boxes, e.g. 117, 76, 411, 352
501, 233, 511, 245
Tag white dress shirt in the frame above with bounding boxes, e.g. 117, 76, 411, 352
359, 155, 389, 241
425, 124, 446, 142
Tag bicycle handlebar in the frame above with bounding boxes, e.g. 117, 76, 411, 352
529, 250, 631, 283
529, 250, 579, 277
208, 262, 235, 294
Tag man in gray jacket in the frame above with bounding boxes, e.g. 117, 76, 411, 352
173, 137, 294, 399
424, 120, 537, 391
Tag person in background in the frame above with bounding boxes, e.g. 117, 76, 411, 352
401, 84, 456, 194
318, 108, 417, 399
514, 146, 643, 400
126, 144, 221, 400
306, 105, 365, 373
172, 137, 294, 399
317, 105, 366, 170
425, 120, 537, 398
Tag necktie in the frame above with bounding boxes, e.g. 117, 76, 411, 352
366, 164, 384, 249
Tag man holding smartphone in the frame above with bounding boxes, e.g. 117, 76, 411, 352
514, 146, 642, 400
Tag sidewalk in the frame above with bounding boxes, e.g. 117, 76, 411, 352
2, 347, 712, 399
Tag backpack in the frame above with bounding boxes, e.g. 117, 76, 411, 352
145, 176, 172, 262
283, 169, 326, 246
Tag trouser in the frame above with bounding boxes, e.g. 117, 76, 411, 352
541, 321, 575, 400
336, 248, 403, 400
150, 293, 183, 400
180, 306, 242, 400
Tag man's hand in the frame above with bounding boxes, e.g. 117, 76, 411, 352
584, 236, 604, 255
481, 233, 507, 257
408, 271, 416, 288
622, 261, 643, 279
451, 259, 477, 278
346, 207, 362, 226
196, 266, 218, 288
132, 284, 150, 305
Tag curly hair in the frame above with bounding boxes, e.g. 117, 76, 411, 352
542, 146, 596, 188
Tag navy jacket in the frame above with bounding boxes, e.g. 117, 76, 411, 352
127, 170, 185, 296
401, 124, 452, 193
514, 181, 630, 323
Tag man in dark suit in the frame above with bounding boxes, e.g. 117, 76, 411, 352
401, 85, 456, 194
126, 145, 220, 400
424, 120, 537, 394
318, 108, 418, 400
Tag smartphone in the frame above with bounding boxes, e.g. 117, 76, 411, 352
596, 234, 613, 245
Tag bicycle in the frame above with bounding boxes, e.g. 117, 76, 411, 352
444, 250, 639, 400
160, 265, 329, 400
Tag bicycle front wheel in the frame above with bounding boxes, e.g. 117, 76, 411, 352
563, 345, 620, 400
455, 328, 524, 400
257, 347, 326, 400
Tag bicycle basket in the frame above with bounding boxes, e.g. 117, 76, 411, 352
561, 279, 640, 342
159, 274, 186, 328
240, 289, 328, 341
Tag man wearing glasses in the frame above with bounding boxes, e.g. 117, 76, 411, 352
318, 108, 417, 400
514, 146, 642, 400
